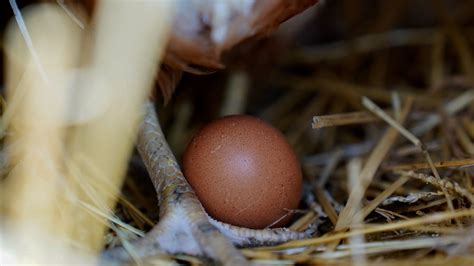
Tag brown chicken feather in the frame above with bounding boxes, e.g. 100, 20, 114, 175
160, 0, 318, 102
63, 0, 319, 103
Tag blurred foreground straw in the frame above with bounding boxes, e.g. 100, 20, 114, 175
1, 1, 174, 263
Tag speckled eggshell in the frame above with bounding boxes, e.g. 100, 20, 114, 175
182, 115, 302, 229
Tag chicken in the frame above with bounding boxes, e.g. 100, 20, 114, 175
103, 1, 321, 265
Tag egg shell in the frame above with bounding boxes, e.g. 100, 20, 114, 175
182, 115, 302, 229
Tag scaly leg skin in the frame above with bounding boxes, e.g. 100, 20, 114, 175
102, 102, 313, 265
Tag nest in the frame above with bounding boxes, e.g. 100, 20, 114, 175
1, 0, 473, 265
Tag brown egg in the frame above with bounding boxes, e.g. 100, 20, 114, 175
182, 115, 302, 229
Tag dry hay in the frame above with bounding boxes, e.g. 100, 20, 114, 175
0, 0, 473, 265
